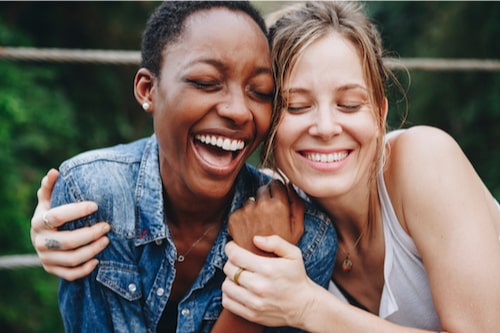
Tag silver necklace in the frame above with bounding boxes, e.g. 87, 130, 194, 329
174, 225, 216, 263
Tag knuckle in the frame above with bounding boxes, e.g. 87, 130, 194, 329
34, 236, 48, 250
66, 258, 82, 268
291, 246, 302, 256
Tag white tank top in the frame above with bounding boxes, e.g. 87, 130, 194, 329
329, 130, 441, 329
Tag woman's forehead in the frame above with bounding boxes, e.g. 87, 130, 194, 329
164, 8, 270, 63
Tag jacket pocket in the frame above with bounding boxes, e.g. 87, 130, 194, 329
97, 261, 142, 302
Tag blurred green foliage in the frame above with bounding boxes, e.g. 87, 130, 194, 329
0, 1, 498, 332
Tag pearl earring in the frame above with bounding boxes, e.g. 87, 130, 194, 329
142, 102, 150, 111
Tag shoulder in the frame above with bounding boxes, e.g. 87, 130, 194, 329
388, 125, 460, 158
386, 126, 464, 183
59, 137, 151, 173
53, 137, 154, 206
384, 126, 469, 229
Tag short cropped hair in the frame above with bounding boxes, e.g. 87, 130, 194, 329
141, 1, 267, 77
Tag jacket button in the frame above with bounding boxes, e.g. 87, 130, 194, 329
128, 283, 137, 293
181, 308, 190, 316
156, 288, 165, 296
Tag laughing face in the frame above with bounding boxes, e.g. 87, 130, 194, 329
139, 8, 273, 201
275, 32, 382, 201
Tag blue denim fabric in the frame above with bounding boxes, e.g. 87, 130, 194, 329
52, 135, 337, 333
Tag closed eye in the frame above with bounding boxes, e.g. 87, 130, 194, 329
338, 104, 362, 112
186, 79, 221, 92
287, 105, 310, 113
251, 90, 274, 102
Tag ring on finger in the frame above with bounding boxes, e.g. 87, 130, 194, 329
247, 197, 256, 202
233, 267, 245, 286
42, 212, 55, 229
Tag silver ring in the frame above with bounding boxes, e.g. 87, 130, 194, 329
248, 197, 256, 202
42, 212, 55, 229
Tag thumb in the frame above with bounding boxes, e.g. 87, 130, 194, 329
253, 235, 302, 259
38, 169, 59, 204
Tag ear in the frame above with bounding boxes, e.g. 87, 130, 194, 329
134, 68, 155, 113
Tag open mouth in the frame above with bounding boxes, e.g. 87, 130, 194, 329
194, 134, 246, 168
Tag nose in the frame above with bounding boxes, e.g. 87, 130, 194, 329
309, 105, 342, 140
217, 88, 252, 125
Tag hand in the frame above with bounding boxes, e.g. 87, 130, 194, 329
228, 180, 304, 256
30, 169, 110, 281
222, 236, 317, 328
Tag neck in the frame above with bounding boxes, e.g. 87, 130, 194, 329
163, 188, 232, 228
315, 180, 380, 242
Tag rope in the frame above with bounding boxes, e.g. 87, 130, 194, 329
0, 47, 140, 65
1, 47, 500, 71
0, 254, 41, 270
384, 57, 500, 72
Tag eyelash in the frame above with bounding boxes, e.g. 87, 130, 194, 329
252, 90, 274, 101
188, 80, 221, 91
338, 104, 361, 111
287, 106, 308, 113
286, 104, 361, 113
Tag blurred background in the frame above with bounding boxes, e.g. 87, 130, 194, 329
0, 1, 498, 332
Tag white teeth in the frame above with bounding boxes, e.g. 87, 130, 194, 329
195, 134, 245, 152
305, 151, 348, 163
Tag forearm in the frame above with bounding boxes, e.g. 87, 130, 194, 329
211, 309, 263, 333
297, 284, 439, 333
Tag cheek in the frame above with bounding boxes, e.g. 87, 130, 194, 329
275, 112, 303, 144
253, 103, 273, 138
274, 116, 299, 169
352, 111, 379, 143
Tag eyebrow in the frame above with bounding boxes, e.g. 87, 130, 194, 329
286, 83, 368, 95
337, 83, 368, 92
186, 58, 272, 76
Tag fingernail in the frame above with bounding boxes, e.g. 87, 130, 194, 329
102, 223, 111, 232
254, 235, 266, 243
88, 202, 98, 212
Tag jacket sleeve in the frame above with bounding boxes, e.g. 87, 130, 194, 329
51, 173, 116, 332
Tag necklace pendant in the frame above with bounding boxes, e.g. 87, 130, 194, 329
342, 255, 353, 272
177, 255, 185, 263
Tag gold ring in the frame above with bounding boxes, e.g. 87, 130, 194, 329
233, 267, 245, 286
42, 212, 55, 229
248, 197, 256, 202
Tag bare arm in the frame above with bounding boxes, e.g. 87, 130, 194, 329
31, 169, 110, 281
387, 126, 500, 332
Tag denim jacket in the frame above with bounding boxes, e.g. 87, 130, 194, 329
52, 135, 337, 333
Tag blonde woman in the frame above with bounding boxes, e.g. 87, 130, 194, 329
221, 2, 500, 332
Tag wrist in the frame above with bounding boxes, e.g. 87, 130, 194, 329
293, 280, 328, 331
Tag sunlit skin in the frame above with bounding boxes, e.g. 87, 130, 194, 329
135, 8, 274, 225
220, 27, 500, 333
133, 8, 274, 304
275, 32, 384, 215
273, 32, 387, 312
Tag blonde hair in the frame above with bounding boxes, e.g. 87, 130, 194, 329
262, 1, 400, 230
